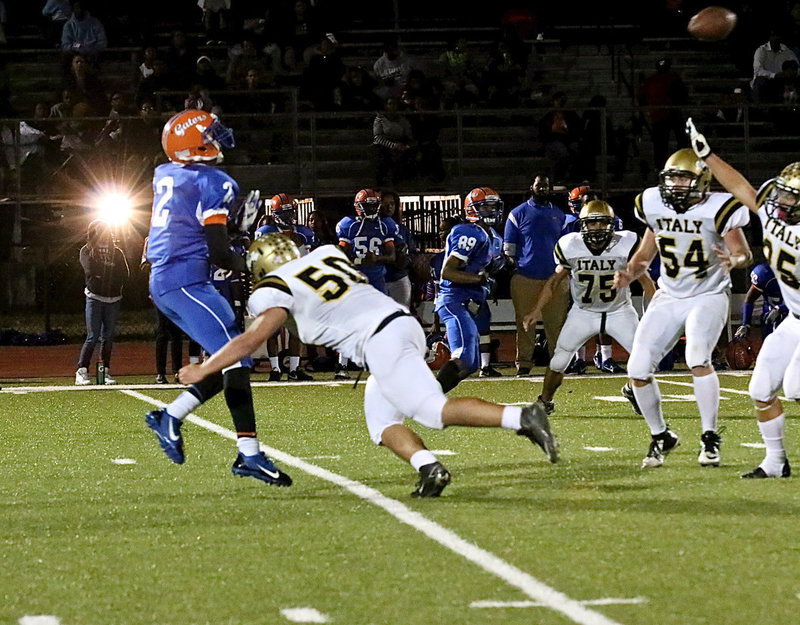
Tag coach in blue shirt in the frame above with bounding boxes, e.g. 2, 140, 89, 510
504, 174, 570, 376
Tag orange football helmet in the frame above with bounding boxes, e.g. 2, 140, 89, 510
161, 109, 235, 164
354, 188, 380, 219
464, 186, 503, 226
568, 184, 592, 213
268, 193, 298, 227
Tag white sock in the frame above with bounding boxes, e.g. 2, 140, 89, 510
758, 414, 786, 468
237, 436, 260, 456
693, 371, 720, 433
339, 354, 349, 367
501, 405, 522, 430
480, 352, 491, 368
410, 449, 438, 470
269, 356, 280, 371
165, 391, 201, 421
632, 379, 667, 435
601, 345, 613, 361
289, 356, 300, 371
576, 346, 585, 360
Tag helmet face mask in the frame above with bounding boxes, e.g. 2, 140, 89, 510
658, 148, 711, 213
766, 163, 800, 225
354, 188, 381, 220
579, 200, 615, 251
246, 233, 301, 287
269, 193, 297, 228
464, 187, 504, 226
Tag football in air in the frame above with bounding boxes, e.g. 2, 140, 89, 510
687, 6, 737, 42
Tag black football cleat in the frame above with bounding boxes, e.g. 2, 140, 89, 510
268, 370, 282, 382
518, 403, 559, 463
288, 369, 314, 381
621, 383, 642, 415
641, 429, 680, 468
411, 461, 451, 497
741, 460, 791, 479
537, 394, 555, 415
698, 429, 722, 466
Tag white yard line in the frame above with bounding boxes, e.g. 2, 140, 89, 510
471, 597, 648, 608
120, 388, 627, 625
280, 607, 330, 623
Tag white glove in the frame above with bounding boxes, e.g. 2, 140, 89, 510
686, 117, 711, 159
765, 306, 782, 326
734, 324, 750, 340
237, 189, 261, 233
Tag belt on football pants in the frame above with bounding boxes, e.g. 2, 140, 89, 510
372, 310, 412, 337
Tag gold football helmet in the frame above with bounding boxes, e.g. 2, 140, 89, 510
246, 233, 301, 287
766, 162, 800, 225
579, 200, 616, 251
658, 148, 712, 212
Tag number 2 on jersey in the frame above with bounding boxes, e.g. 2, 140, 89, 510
152, 176, 174, 227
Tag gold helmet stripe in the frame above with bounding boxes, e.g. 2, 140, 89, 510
714, 198, 745, 234
756, 180, 775, 208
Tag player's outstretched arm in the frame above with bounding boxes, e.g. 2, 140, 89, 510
522, 268, 565, 331
686, 117, 758, 212
713, 227, 752, 271
179, 307, 289, 384
614, 229, 657, 289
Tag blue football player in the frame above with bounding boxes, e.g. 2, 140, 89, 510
736, 263, 788, 340
334, 188, 399, 379
435, 187, 506, 392
254, 193, 314, 381
145, 108, 291, 486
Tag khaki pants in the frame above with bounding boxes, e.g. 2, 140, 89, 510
510, 273, 569, 368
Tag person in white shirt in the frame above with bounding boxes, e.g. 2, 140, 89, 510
751, 30, 798, 103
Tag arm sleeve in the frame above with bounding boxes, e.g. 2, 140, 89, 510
205, 223, 247, 273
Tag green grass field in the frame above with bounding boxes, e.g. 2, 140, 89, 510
1, 370, 798, 625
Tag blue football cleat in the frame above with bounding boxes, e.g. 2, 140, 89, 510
145, 409, 185, 464
231, 452, 293, 486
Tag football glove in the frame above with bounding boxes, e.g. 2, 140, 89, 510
686, 117, 711, 159
232, 189, 261, 233
734, 324, 750, 340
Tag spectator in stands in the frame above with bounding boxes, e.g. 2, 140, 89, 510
751, 30, 799, 104
42, 0, 72, 45
306, 210, 335, 249
95, 92, 130, 153
75, 219, 129, 386
198, 0, 231, 45
184, 83, 222, 116
438, 38, 481, 109
134, 46, 158, 85
62, 53, 107, 114
135, 58, 176, 110
1, 110, 50, 192
373, 37, 414, 100
504, 173, 570, 376
400, 69, 439, 109
483, 37, 524, 108
226, 36, 269, 88
49, 88, 76, 120
636, 57, 688, 173
195, 55, 226, 92
764, 58, 800, 133
537, 91, 581, 183
339, 66, 382, 112
281, 0, 322, 73
60, 1, 107, 57
165, 29, 197, 90
373, 96, 416, 187
124, 99, 163, 173
300, 33, 345, 111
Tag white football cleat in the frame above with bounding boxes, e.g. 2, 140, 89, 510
75, 367, 91, 386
